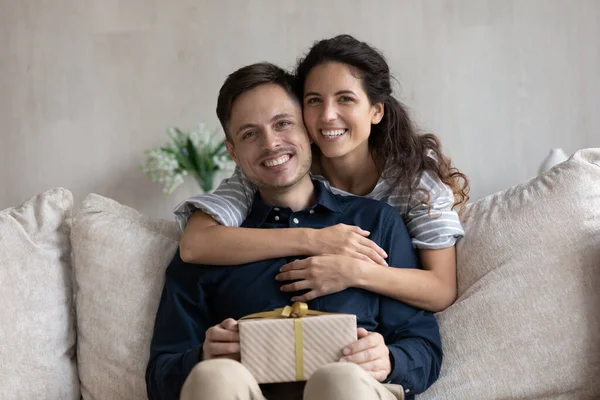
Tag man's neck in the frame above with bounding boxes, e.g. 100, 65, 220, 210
258, 175, 315, 212
319, 144, 380, 195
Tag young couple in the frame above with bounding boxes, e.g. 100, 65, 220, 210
147, 34, 469, 400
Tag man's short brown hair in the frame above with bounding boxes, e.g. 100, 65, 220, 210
216, 63, 299, 140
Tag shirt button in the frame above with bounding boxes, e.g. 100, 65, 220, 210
274, 207, 280, 211
405, 389, 410, 393
309, 209, 315, 214
292, 218, 299, 224
274, 216, 280, 221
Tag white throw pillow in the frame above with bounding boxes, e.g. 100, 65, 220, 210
71, 194, 180, 400
420, 148, 600, 399
0, 188, 79, 399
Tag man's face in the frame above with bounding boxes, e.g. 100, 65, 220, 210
225, 84, 312, 190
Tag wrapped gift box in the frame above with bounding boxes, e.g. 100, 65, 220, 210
238, 310, 357, 384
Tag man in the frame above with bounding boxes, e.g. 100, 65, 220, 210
146, 63, 442, 400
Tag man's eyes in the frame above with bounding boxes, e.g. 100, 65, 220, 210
242, 131, 256, 139
275, 121, 292, 129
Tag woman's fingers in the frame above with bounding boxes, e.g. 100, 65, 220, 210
357, 236, 388, 260
280, 279, 313, 293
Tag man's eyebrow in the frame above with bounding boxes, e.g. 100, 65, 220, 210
304, 90, 357, 98
270, 113, 294, 122
235, 123, 258, 137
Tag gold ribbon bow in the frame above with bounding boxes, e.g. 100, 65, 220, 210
241, 302, 333, 380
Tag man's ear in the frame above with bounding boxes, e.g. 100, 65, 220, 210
225, 140, 239, 166
371, 102, 384, 125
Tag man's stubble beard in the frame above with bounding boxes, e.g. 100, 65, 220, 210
254, 152, 312, 191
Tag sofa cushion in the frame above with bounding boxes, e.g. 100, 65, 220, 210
420, 148, 600, 399
0, 188, 79, 399
71, 194, 180, 400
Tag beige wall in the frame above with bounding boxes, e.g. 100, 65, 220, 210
1, 0, 598, 219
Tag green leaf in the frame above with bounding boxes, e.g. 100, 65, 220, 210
186, 137, 200, 172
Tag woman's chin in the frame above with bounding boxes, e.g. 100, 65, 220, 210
317, 146, 351, 160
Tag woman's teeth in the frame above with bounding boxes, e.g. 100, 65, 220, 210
264, 154, 291, 167
321, 129, 347, 138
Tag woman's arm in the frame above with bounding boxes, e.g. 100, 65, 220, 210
180, 211, 311, 264
277, 247, 456, 313
180, 211, 388, 266
355, 247, 457, 312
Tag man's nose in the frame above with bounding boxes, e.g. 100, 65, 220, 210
261, 130, 281, 150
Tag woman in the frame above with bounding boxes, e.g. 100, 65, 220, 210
175, 34, 469, 312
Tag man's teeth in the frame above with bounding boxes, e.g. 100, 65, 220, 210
321, 129, 346, 137
264, 154, 291, 167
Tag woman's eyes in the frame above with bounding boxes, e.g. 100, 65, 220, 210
305, 96, 354, 104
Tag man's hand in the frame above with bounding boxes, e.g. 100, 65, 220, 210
340, 328, 391, 382
312, 224, 388, 266
202, 318, 240, 361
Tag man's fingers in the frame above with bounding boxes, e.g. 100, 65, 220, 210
342, 330, 378, 356
357, 328, 369, 338
341, 347, 376, 364
220, 318, 239, 332
353, 358, 387, 372
206, 326, 240, 342
369, 370, 389, 382
280, 280, 313, 293
206, 341, 240, 356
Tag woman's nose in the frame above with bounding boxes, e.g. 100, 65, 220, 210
320, 102, 337, 122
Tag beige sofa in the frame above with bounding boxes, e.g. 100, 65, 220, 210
1, 149, 599, 400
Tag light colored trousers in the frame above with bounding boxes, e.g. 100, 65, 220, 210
180, 359, 405, 400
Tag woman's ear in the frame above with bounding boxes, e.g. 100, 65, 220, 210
371, 103, 384, 125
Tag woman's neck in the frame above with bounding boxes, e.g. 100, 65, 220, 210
318, 145, 381, 196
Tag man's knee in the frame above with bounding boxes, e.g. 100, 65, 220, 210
189, 358, 245, 381
304, 362, 372, 397
312, 362, 367, 381
181, 359, 260, 400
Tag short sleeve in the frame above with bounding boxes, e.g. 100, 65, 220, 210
405, 170, 465, 249
173, 167, 256, 232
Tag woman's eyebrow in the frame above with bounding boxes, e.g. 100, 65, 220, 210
304, 90, 357, 98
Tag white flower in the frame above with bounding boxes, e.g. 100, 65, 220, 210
142, 149, 184, 193
213, 154, 234, 170
144, 123, 233, 195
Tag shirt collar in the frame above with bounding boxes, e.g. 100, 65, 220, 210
244, 179, 342, 228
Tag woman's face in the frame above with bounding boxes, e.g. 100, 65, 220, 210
302, 62, 383, 160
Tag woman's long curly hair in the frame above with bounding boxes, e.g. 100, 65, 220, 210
296, 34, 470, 215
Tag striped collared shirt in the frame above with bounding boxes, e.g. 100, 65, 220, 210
174, 167, 464, 249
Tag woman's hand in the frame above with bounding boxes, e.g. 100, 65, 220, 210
276, 255, 375, 302
311, 224, 388, 266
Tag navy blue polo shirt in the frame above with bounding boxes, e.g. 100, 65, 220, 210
146, 180, 442, 400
